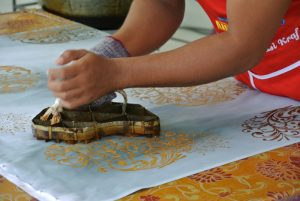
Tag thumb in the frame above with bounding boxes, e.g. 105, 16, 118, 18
55, 49, 88, 65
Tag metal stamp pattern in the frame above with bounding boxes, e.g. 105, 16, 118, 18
128, 79, 246, 106
45, 131, 229, 172
242, 106, 300, 141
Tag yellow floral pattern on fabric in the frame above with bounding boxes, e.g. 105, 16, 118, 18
10, 24, 99, 44
45, 131, 228, 172
0, 10, 68, 35
0, 66, 40, 93
1, 9, 300, 201
242, 106, 300, 141
127, 78, 246, 106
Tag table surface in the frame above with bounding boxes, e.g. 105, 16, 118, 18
0, 10, 299, 201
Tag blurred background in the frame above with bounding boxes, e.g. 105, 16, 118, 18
0, 0, 213, 50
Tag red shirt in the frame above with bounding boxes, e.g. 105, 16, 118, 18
196, 0, 300, 100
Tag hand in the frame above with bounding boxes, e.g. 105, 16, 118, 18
48, 49, 122, 109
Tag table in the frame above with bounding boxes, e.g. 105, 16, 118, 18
0, 10, 299, 201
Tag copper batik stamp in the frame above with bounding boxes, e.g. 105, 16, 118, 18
32, 91, 160, 144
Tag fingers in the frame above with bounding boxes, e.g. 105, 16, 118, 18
48, 50, 112, 109
52, 88, 83, 103
49, 75, 90, 109
48, 64, 79, 81
49, 78, 90, 109
55, 49, 88, 65
60, 93, 95, 109
48, 75, 81, 93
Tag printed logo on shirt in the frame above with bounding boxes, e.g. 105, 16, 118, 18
215, 17, 285, 32
267, 27, 299, 53
215, 17, 228, 31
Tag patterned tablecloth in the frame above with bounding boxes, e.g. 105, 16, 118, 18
0, 10, 299, 201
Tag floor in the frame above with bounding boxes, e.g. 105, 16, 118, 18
0, 0, 213, 51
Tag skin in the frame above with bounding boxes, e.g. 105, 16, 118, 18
48, 0, 291, 109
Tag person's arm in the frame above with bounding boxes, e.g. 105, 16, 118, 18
117, 0, 291, 88
48, 0, 291, 109
113, 0, 185, 56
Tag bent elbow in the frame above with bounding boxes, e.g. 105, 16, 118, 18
232, 44, 267, 75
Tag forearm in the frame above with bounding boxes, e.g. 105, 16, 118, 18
115, 32, 261, 89
113, 0, 185, 56
49, 0, 291, 109
114, 0, 290, 89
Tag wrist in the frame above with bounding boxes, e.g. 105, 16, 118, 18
91, 36, 130, 58
111, 58, 131, 91
112, 56, 150, 89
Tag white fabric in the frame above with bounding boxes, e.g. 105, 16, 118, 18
0, 33, 300, 201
